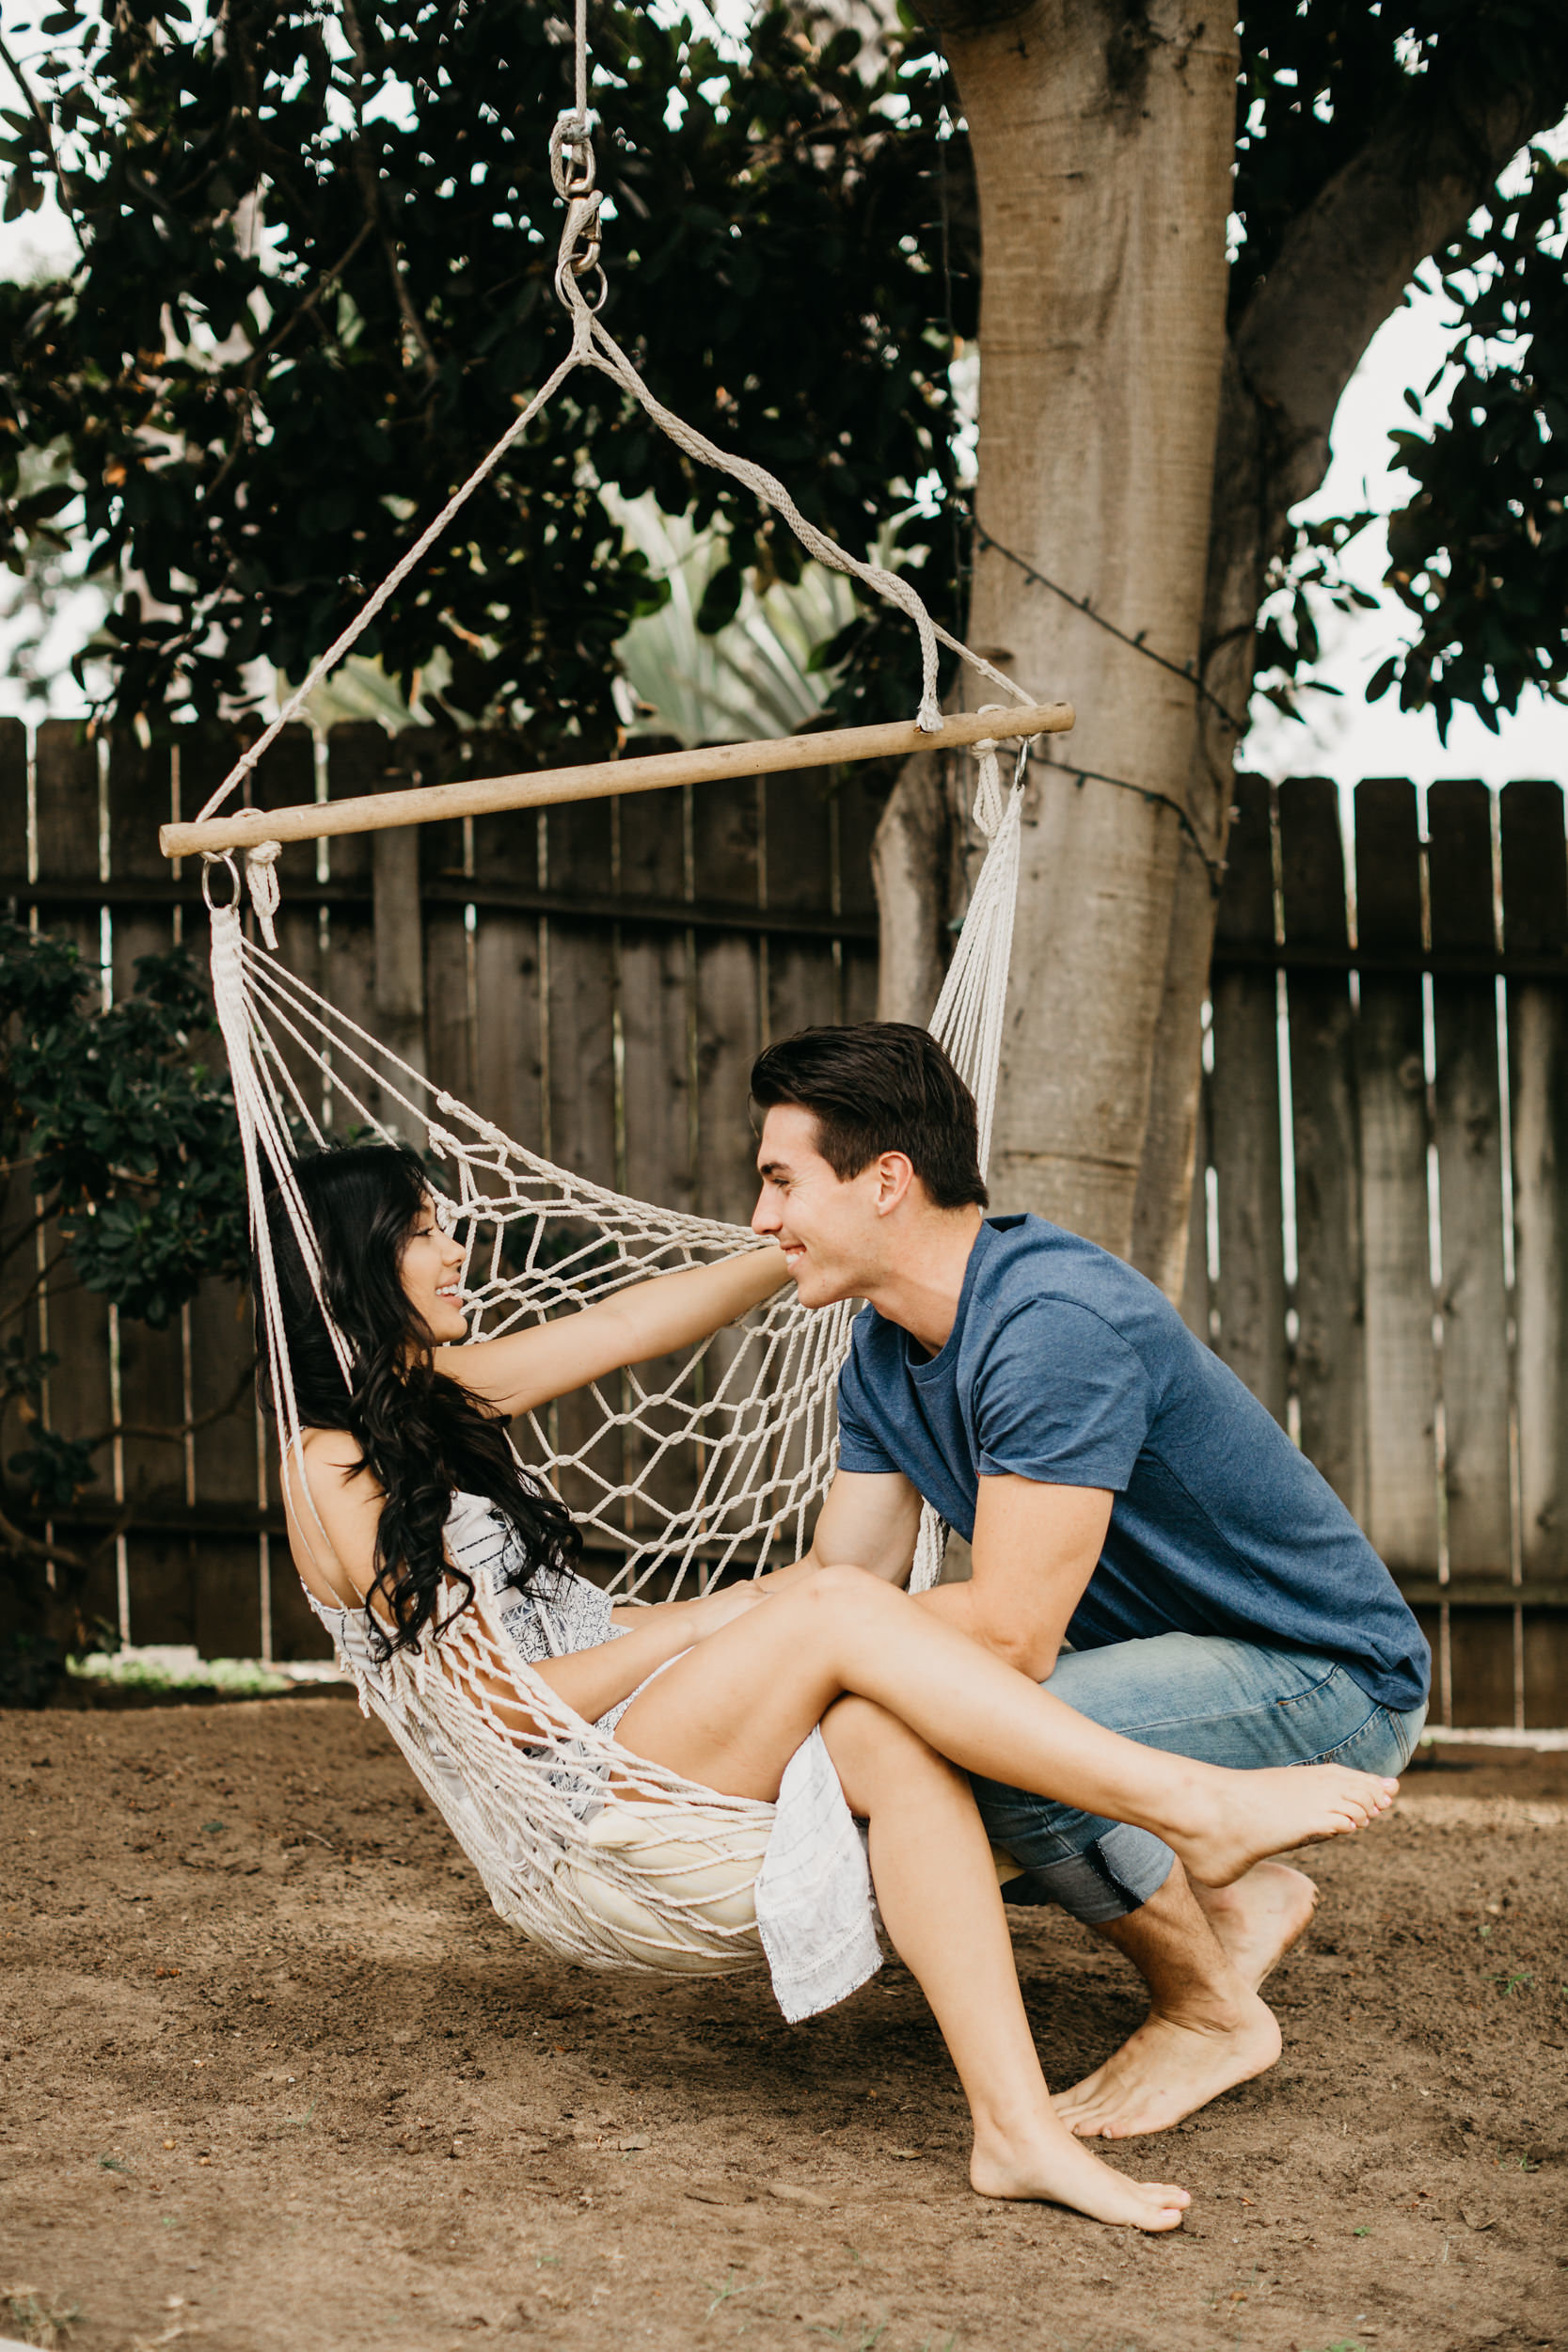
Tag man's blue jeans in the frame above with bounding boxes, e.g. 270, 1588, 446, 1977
970, 1632, 1429, 1925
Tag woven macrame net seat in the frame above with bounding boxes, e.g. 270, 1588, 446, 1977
211, 734, 1026, 1984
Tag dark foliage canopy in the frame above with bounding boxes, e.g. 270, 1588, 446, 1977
0, 1, 966, 748
0, 0, 1562, 743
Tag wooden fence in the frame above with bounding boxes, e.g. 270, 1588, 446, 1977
1190, 772, 1568, 1730
3, 723, 1565, 1724
0, 718, 879, 1668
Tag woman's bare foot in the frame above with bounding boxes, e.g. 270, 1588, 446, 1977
970, 2108, 1191, 2231
1053, 1989, 1281, 2140
1165, 1762, 1397, 1888
1196, 1862, 1318, 1991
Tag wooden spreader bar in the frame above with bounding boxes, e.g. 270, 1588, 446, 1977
159, 700, 1074, 860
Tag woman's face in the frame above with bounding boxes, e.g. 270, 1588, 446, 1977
399, 1194, 468, 1343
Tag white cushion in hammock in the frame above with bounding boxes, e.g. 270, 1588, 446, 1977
556, 1800, 771, 1974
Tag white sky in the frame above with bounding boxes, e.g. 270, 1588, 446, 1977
1240, 284, 1564, 787
0, 71, 1560, 785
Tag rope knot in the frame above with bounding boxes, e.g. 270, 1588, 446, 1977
245, 839, 284, 950
970, 708, 1010, 839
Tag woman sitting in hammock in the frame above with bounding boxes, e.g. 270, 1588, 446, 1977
270, 1144, 1397, 2237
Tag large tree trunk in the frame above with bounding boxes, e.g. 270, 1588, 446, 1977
930, 0, 1238, 1277
870, 3, 1563, 1295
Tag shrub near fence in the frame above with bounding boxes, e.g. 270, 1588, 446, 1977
3, 725, 1565, 1725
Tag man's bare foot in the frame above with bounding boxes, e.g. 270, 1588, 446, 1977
970, 2107, 1190, 2230
1165, 1761, 1397, 1888
1196, 1863, 1318, 1992
1053, 1988, 1282, 2141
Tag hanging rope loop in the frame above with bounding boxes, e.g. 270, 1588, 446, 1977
549, 111, 596, 201
554, 184, 606, 310
200, 850, 242, 912
245, 838, 284, 949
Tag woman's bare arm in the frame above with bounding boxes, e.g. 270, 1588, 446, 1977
432, 1245, 790, 1421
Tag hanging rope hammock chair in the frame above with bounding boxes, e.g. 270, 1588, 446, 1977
163, 2, 1075, 2008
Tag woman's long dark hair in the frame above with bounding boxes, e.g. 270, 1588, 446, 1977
259, 1143, 581, 1656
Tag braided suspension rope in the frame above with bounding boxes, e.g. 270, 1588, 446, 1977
191, 6, 1037, 831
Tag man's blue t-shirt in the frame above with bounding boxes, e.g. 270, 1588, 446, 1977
836, 1214, 1429, 1715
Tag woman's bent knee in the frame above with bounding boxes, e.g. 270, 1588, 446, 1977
802, 1561, 902, 1612
820, 1693, 960, 1812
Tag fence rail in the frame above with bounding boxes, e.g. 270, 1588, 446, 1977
4, 724, 1566, 1725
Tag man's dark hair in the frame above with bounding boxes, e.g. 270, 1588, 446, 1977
750, 1024, 989, 1211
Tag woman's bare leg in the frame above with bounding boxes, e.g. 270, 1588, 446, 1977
818, 1694, 1189, 2232
614, 1566, 1396, 1889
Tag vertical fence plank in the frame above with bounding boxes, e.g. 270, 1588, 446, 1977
614, 785, 699, 1541
1429, 782, 1512, 1572
106, 736, 198, 1646
1502, 779, 1568, 1724
470, 780, 545, 1158
1277, 778, 1366, 1522
0, 722, 39, 1638
540, 797, 617, 1525
616, 786, 694, 1213
186, 725, 325, 1660
1354, 779, 1439, 1575
693, 781, 765, 1225
1208, 774, 1288, 1422
318, 725, 397, 1139
836, 767, 881, 1025
1428, 780, 1513, 1724
544, 798, 617, 1191
763, 771, 839, 1041
409, 731, 475, 1159
31, 723, 119, 1632
174, 727, 266, 1658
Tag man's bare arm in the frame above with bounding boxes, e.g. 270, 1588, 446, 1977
752, 1468, 924, 1597
914, 1475, 1113, 1681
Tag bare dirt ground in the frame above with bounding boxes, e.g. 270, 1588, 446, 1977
2, 1693, 1565, 2352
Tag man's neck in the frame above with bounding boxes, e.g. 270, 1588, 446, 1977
862, 1207, 986, 1357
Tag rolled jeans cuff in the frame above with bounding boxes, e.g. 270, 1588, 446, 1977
998, 1823, 1175, 1924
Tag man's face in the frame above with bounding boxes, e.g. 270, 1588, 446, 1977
752, 1104, 885, 1307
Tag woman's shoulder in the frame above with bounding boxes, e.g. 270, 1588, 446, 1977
293, 1422, 364, 1475
283, 1426, 388, 1604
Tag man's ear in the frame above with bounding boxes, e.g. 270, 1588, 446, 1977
872, 1152, 917, 1217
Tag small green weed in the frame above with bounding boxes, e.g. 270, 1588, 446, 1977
95, 2155, 132, 2176
1, 2286, 83, 2349
705, 2268, 747, 2318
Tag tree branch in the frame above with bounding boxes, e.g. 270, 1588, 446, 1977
1233, 52, 1568, 528
75, 1356, 256, 1453
0, 1494, 93, 1578
339, 0, 441, 389
0, 24, 84, 246
204, 218, 375, 503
